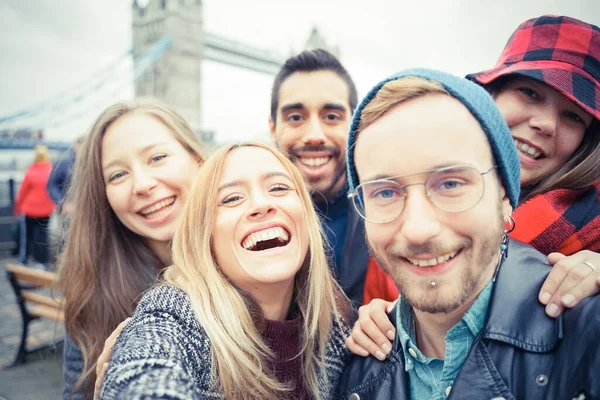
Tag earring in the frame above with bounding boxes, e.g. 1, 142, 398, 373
500, 215, 515, 256
500, 231, 509, 253
505, 214, 516, 233
494, 215, 515, 282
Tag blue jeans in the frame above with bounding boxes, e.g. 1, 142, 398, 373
18, 214, 50, 265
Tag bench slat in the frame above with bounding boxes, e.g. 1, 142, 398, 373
29, 304, 64, 322
21, 291, 63, 309
6, 264, 59, 289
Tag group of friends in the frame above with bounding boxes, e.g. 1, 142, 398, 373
58, 15, 600, 400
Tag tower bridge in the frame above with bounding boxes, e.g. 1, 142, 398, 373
0, 0, 338, 150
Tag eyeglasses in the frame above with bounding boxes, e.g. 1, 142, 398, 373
348, 165, 497, 224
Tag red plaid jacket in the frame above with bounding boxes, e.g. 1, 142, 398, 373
362, 181, 600, 304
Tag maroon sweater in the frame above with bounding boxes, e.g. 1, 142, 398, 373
262, 316, 309, 400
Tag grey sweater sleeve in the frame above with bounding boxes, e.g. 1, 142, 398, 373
100, 285, 216, 400
62, 333, 85, 400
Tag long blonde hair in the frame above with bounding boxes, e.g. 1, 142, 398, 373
60, 99, 206, 398
163, 143, 346, 400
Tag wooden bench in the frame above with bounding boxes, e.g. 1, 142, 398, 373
5, 263, 64, 366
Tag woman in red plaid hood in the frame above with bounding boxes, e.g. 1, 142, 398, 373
351, 15, 600, 359
466, 15, 600, 259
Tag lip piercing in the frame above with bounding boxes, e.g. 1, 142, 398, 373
430, 281, 436, 287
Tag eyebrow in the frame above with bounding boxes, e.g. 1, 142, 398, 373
360, 162, 476, 182
102, 142, 170, 171
280, 103, 305, 114
279, 102, 348, 114
218, 171, 293, 192
322, 103, 348, 113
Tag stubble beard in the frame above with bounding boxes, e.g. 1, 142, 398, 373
307, 155, 348, 201
368, 204, 504, 314
281, 141, 348, 200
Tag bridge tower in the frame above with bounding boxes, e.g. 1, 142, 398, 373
304, 27, 340, 58
132, 0, 203, 132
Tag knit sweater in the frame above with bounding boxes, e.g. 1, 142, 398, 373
100, 285, 350, 400
261, 316, 306, 399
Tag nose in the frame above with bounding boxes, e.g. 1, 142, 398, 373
247, 191, 277, 220
529, 106, 558, 137
302, 116, 327, 146
397, 187, 442, 245
132, 168, 157, 196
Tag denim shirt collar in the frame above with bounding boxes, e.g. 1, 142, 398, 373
396, 278, 494, 371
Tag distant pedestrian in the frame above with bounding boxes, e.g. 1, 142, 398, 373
48, 135, 85, 216
47, 135, 85, 249
14, 145, 55, 269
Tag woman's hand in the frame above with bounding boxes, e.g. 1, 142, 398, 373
93, 318, 130, 400
345, 299, 397, 361
539, 251, 600, 318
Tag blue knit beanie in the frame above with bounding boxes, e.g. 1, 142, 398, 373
346, 68, 521, 209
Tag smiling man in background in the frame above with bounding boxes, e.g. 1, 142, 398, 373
269, 49, 369, 307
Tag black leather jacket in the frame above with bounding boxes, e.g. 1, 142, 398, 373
338, 241, 599, 400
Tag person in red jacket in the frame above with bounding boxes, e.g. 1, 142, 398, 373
15, 145, 56, 269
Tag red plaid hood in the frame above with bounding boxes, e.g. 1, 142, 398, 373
467, 15, 600, 121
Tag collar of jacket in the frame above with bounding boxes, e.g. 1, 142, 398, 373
388, 240, 561, 354
313, 182, 349, 210
480, 240, 562, 352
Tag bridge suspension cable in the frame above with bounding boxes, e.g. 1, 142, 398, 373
0, 36, 172, 129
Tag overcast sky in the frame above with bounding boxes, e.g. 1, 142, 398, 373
1, 0, 599, 143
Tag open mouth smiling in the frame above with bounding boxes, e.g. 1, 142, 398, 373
138, 196, 176, 220
241, 226, 291, 252
403, 249, 461, 267
298, 156, 332, 169
514, 138, 546, 160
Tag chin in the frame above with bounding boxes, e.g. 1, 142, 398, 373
146, 230, 175, 243
407, 289, 464, 314
256, 263, 300, 285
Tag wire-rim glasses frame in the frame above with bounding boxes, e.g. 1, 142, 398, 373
348, 165, 497, 224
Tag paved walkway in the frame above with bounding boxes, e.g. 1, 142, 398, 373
0, 258, 64, 400
0, 344, 63, 400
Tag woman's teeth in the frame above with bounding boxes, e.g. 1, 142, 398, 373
242, 227, 290, 250
140, 197, 176, 219
514, 139, 542, 159
406, 251, 458, 267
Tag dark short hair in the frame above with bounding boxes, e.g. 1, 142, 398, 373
270, 49, 358, 125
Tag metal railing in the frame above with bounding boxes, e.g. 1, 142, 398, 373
0, 179, 17, 257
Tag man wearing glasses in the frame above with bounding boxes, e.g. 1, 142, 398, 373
338, 69, 599, 399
